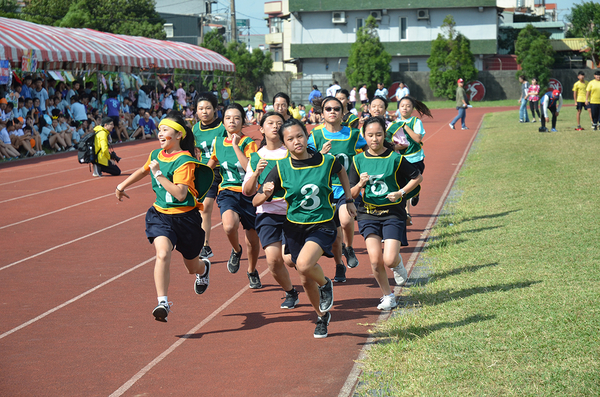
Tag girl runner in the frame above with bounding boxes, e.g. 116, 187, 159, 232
528, 77, 541, 123
349, 116, 422, 309
243, 111, 300, 309
386, 96, 432, 225
335, 88, 359, 129
309, 96, 366, 281
191, 92, 226, 259
254, 118, 357, 338
114, 110, 213, 322
207, 103, 262, 288
272, 92, 292, 121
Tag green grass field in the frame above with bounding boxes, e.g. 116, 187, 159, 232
354, 106, 600, 396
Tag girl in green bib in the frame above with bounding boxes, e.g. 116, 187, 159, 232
349, 116, 423, 310
207, 103, 262, 289
335, 88, 359, 129
254, 118, 357, 338
115, 110, 213, 322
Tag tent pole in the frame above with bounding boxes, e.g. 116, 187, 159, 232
97, 70, 103, 117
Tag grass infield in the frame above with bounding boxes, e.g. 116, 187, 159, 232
354, 106, 600, 396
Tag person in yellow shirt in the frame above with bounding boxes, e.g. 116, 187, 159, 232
93, 117, 121, 177
289, 101, 302, 120
254, 86, 265, 124
573, 71, 592, 131
585, 70, 600, 131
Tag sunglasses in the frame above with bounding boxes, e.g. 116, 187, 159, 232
324, 106, 341, 112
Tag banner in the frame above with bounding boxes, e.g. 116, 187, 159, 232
21, 49, 38, 73
0, 60, 11, 85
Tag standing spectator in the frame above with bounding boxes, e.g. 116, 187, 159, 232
325, 84, 335, 98
158, 81, 175, 112
573, 71, 592, 131
395, 82, 409, 109
374, 82, 388, 98
449, 78, 469, 130
92, 117, 121, 177
176, 82, 187, 110
211, 83, 219, 99
221, 81, 232, 106
136, 81, 152, 111
585, 70, 600, 131
518, 75, 530, 123
70, 95, 87, 124
188, 84, 198, 104
67, 81, 81, 102
359, 84, 368, 104
254, 85, 265, 124
527, 77, 541, 123
540, 89, 562, 132
20, 75, 33, 99
105, 91, 128, 142
328, 80, 341, 97
308, 85, 321, 105
32, 78, 49, 115
349, 87, 357, 109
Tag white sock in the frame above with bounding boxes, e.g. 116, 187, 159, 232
158, 296, 168, 304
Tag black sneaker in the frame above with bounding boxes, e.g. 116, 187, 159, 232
318, 277, 334, 313
411, 194, 420, 207
227, 246, 242, 274
247, 270, 262, 289
334, 263, 347, 283
344, 246, 359, 268
314, 311, 331, 339
200, 245, 213, 259
152, 301, 171, 322
280, 288, 299, 309
194, 259, 210, 294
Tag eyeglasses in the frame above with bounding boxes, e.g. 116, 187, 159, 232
324, 107, 341, 112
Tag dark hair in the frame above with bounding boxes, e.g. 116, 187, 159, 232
595, 70, 600, 76
193, 92, 218, 112
272, 92, 290, 108
578, 71, 585, 76
399, 95, 432, 118
519, 75, 526, 80
335, 88, 351, 112
23, 125, 32, 132
312, 85, 318, 89
277, 117, 308, 143
320, 96, 343, 112
71, 95, 80, 102
224, 103, 245, 120
362, 116, 394, 149
51, 109, 61, 117
371, 95, 389, 109
108, 91, 118, 98
258, 111, 285, 148
101, 116, 114, 126
164, 110, 195, 154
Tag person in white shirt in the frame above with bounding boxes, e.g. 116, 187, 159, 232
359, 84, 368, 104
394, 82, 409, 109
374, 83, 388, 99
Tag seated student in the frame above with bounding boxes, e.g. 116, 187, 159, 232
55, 91, 70, 115
23, 125, 44, 156
289, 101, 301, 120
15, 97, 27, 119
122, 97, 134, 128
10, 117, 36, 157
39, 116, 67, 152
72, 120, 86, 145
55, 112, 75, 150
0, 120, 22, 159
92, 117, 121, 177
245, 104, 256, 125
0, 98, 9, 121
131, 111, 158, 140
298, 104, 308, 123
131, 107, 145, 131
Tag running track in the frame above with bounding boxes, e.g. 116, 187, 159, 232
0, 107, 506, 396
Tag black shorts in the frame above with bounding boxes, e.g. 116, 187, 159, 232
110, 116, 119, 127
145, 206, 205, 260
358, 217, 408, 246
255, 109, 264, 114
204, 168, 222, 199
283, 223, 336, 264
216, 189, 257, 230
255, 212, 285, 248
332, 196, 361, 228
577, 102, 590, 111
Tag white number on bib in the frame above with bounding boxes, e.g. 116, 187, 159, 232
165, 191, 173, 203
300, 184, 320, 210
200, 141, 211, 158
222, 161, 245, 182
336, 153, 350, 171
369, 174, 388, 196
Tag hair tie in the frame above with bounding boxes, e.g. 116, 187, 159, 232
158, 119, 186, 139
52, 116, 58, 120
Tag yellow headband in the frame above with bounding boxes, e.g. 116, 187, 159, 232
158, 118, 186, 139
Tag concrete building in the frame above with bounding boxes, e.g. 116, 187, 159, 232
264, 1, 297, 73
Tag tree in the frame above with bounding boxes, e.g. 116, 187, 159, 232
346, 16, 392, 96
427, 16, 478, 100
0, 0, 19, 18
515, 24, 554, 87
567, 1, 600, 67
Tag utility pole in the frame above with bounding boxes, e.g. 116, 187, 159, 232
230, 0, 237, 42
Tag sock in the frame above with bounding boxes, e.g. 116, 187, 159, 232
286, 288, 297, 294
386, 293, 395, 298
158, 296, 168, 304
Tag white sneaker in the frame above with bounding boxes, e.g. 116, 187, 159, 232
392, 255, 408, 286
92, 163, 101, 177
377, 294, 398, 310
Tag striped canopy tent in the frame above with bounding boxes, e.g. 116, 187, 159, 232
0, 17, 235, 72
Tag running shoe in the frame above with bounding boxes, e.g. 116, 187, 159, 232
551, 128, 557, 132
531, 119, 536, 122
152, 301, 171, 322
318, 277, 334, 313
247, 270, 262, 289
392, 257, 408, 286
344, 246, 359, 268
314, 311, 331, 339
227, 246, 242, 273
411, 194, 420, 207
194, 259, 210, 295
377, 294, 398, 311
200, 245, 214, 259
92, 163, 101, 177
576, 127, 583, 131
461, 127, 469, 130
281, 289, 299, 309
406, 213, 413, 226
334, 263, 347, 283
449, 123, 455, 130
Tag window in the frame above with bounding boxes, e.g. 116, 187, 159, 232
399, 62, 418, 72
274, 51, 280, 62
400, 17, 407, 40
356, 18, 364, 31
164, 23, 174, 38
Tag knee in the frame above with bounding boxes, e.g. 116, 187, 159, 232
155, 249, 171, 263
222, 221, 238, 235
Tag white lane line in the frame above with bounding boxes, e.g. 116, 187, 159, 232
109, 265, 270, 397
0, 182, 150, 230
338, 115, 484, 397
0, 221, 224, 341
0, 213, 146, 272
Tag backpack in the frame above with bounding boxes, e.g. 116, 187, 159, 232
77, 131, 97, 164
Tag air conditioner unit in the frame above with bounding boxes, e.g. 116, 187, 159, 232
370, 11, 382, 20
417, 9, 429, 20
270, 26, 280, 33
332, 11, 346, 24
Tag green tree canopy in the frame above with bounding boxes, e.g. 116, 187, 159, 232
567, 1, 600, 66
515, 24, 554, 87
0, 0, 19, 18
427, 15, 478, 100
346, 16, 392, 97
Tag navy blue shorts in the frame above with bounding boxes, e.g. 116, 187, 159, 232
577, 102, 590, 111
332, 196, 361, 228
256, 212, 285, 248
216, 189, 257, 230
358, 217, 408, 246
204, 168, 222, 199
283, 223, 337, 264
145, 206, 205, 259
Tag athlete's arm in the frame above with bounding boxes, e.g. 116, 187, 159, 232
148, 160, 189, 202
242, 159, 267, 196
253, 165, 281, 207
336, 166, 357, 218
115, 166, 150, 201
403, 124, 422, 143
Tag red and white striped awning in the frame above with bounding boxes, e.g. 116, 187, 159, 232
0, 17, 235, 72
